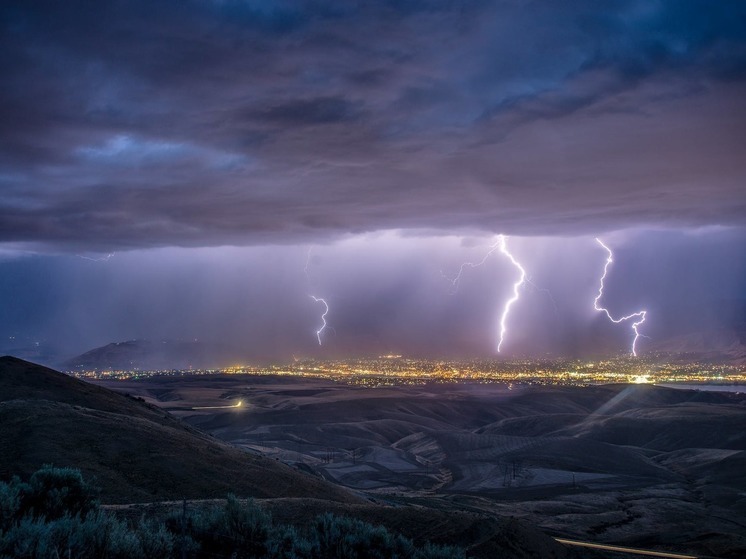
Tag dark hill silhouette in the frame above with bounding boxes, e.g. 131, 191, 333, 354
0, 356, 359, 504
61, 339, 243, 371
0, 355, 173, 423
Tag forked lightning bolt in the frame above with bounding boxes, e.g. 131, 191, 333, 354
497, 235, 527, 353
443, 238, 558, 322
310, 295, 329, 346
593, 238, 647, 356
441, 240, 501, 292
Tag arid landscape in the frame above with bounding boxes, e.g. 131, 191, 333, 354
1, 356, 588, 558
94, 373, 746, 558
8, 354, 746, 557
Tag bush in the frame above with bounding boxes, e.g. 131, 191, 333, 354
22, 465, 99, 521
312, 513, 420, 559
184, 495, 272, 558
266, 524, 314, 559
137, 516, 176, 559
414, 542, 465, 559
0, 477, 24, 531
0, 509, 140, 559
224, 495, 272, 555
0, 468, 141, 559
0, 468, 466, 559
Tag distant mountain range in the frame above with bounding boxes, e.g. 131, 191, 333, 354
62, 339, 246, 371
644, 329, 746, 365
61, 330, 746, 372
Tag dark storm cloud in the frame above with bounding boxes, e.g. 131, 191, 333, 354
258, 97, 364, 125
1, 0, 745, 250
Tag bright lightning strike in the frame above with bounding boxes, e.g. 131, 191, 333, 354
444, 238, 558, 325
593, 238, 647, 357
497, 235, 526, 353
310, 295, 329, 346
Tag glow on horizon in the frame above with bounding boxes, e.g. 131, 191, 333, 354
310, 295, 329, 345
497, 235, 527, 353
593, 238, 647, 357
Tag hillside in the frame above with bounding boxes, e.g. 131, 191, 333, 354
0, 357, 590, 558
105, 374, 746, 557
0, 356, 358, 504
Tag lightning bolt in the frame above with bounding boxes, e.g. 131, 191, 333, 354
441, 239, 501, 292
310, 295, 329, 345
593, 238, 647, 357
525, 277, 559, 315
304, 247, 313, 280
444, 236, 544, 352
76, 252, 115, 262
497, 235, 526, 353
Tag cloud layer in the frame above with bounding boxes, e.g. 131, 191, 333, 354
1, 1, 745, 250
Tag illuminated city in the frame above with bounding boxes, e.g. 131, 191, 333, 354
67, 355, 746, 388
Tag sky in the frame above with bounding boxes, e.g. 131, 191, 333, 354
0, 1, 744, 363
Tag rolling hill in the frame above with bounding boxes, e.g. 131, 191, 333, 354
0, 356, 588, 558
108, 374, 746, 557
0, 356, 358, 504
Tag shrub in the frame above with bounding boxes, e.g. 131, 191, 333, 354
0, 510, 141, 559
266, 524, 314, 559
0, 468, 141, 559
224, 495, 272, 552
22, 465, 99, 521
0, 468, 466, 559
414, 542, 465, 559
311, 513, 453, 559
184, 495, 273, 558
137, 516, 175, 559
0, 477, 25, 531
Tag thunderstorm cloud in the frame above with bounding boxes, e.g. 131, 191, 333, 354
0, 0, 744, 251
1, 2, 745, 361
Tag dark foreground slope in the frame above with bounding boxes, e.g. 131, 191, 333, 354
1, 358, 587, 558
0, 356, 358, 504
